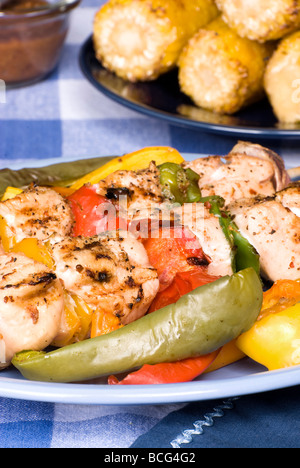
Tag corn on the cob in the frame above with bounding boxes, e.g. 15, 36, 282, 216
93, 0, 219, 82
215, 0, 300, 42
178, 17, 274, 115
264, 31, 300, 124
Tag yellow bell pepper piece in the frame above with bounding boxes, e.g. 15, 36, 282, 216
205, 339, 245, 373
71, 295, 93, 343
52, 292, 93, 348
0, 215, 16, 252
52, 292, 82, 348
237, 303, 300, 371
12, 238, 55, 269
207, 280, 300, 373
70, 146, 185, 190
1, 186, 23, 201
259, 279, 300, 320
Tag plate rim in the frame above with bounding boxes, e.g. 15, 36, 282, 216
0, 152, 299, 405
0, 363, 300, 405
79, 35, 300, 140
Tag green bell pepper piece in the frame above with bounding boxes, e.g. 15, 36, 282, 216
159, 163, 202, 205
12, 268, 263, 383
201, 195, 260, 276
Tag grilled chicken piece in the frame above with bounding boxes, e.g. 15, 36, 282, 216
172, 203, 234, 278
185, 142, 290, 205
50, 231, 159, 325
0, 185, 74, 244
229, 195, 300, 282
230, 142, 290, 192
276, 183, 300, 217
96, 161, 164, 221
0, 252, 64, 369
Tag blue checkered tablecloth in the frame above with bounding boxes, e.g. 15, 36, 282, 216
0, 0, 299, 449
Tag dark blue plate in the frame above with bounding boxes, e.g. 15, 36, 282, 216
79, 35, 300, 139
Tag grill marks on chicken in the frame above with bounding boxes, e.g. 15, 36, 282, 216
96, 162, 164, 221
0, 252, 64, 368
50, 232, 159, 325
0, 185, 74, 243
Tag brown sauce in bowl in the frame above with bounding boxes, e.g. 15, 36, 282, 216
1, 0, 49, 11
0, 0, 69, 86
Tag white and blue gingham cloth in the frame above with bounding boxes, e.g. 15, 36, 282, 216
0, 0, 299, 448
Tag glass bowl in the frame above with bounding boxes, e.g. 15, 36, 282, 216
0, 0, 80, 87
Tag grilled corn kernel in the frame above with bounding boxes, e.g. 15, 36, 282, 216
93, 0, 219, 82
178, 17, 274, 115
264, 31, 300, 124
216, 0, 300, 42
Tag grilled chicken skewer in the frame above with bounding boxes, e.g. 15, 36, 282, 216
0, 160, 236, 359
0, 142, 297, 365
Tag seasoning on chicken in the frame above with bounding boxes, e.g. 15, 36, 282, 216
276, 183, 300, 217
215, 0, 300, 42
0, 252, 64, 368
178, 17, 274, 115
184, 142, 290, 205
93, 0, 218, 82
91, 161, 168, 229
50, 231, 159, 325
0, 185, 74, 250
264, 31, 300, 124
172, 203, 234, 278
228, 194, 300, 282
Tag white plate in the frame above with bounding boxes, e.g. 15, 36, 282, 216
0, 153, 299, 405
0, 358, 300, 405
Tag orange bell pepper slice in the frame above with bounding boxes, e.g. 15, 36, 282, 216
91, 309, 123, 338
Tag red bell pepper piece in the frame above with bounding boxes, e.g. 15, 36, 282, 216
108, 351, 219, 385
68, 185, 127, 236
148, 269, 221, 313
142, 226, 211, 291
